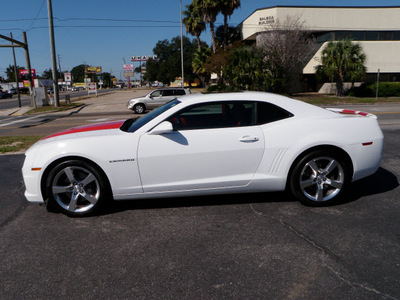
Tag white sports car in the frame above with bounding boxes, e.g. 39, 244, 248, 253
22, 92, 384, 216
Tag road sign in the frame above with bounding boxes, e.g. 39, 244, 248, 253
64, 73, 72, 82
87, 82, 97, 95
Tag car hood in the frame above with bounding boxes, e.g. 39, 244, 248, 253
42, 120, 125, 140
129, 95, 149, 101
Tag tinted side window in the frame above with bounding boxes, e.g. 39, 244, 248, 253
162, 90, 174, 96
256, 102, 293, 125
167, 101, 254, 131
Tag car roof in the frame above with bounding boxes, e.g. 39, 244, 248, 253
175, 91, 334, 118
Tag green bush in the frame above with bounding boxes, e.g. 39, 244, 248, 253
347, 82, 400, 97
207, 83, 240, 93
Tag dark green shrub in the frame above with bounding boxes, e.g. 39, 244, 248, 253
347, 82, 400, 97
207, 83, 239, 93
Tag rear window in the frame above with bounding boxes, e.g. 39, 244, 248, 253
256, 102, 293, 124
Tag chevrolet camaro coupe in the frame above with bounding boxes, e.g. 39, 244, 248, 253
22, 92, 384, 216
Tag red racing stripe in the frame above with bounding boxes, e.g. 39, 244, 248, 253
42, 120, 125, 140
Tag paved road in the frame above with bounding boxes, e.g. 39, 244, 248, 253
1, 94, 400, 298
0, 128, 399, 299
0, 89, 113, 111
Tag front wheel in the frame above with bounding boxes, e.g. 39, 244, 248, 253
290, 150, 350, 206
45, 160, 110, 216
134, 104, 145, 114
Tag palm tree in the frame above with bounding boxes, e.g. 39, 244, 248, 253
192, 0, 220, 53
192, 46, 212, 87
219, 0, 241, 49
183, 3, 206, 49
317, 40, 366, 96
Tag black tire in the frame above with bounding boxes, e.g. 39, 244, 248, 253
290, 150, 351, 206
134, 104, 145, 114
45, 160, 110, 217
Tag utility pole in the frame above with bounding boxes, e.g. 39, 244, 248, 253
22, 32, 36, 108
0, 32, 35, 107
10, 32, 21, 108
47, 0, 60, 107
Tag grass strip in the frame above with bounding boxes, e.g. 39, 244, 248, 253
0, 136, 44, 154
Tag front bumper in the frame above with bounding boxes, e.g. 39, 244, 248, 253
22, 147, 45, 203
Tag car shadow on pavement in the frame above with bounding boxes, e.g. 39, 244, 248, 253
103, 191, 294, 216
100, 167, 398, 215
342, 167, 399, 204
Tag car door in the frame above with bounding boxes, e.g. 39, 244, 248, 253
146, 90, 162, 109
137, 101, 265, 193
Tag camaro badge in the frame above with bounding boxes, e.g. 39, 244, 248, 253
109, 159, 135, 163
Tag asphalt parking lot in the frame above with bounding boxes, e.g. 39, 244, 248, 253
0, 127, 399, 299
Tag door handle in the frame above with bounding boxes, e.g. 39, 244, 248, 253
239, 135, 259, 143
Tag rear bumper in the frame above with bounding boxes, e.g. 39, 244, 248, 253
344, 136, 384, 182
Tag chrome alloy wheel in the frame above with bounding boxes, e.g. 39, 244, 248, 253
51, 166, 100, 213
134, 104, 145, 114
299, 156, 344, 202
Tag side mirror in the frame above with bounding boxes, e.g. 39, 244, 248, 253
149, 121, 173, 135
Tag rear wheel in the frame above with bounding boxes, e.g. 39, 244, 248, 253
45, 160, 110, 216
290, 150, 350, 206
134, 104, 145, 114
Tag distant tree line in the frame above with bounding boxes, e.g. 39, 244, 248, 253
144, 0, 368, 95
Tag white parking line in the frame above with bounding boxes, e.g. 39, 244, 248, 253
0, 116, 41, 127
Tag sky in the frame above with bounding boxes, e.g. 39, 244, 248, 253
1, 0, 399, 81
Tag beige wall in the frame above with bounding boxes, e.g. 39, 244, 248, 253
241, 6, 400, 41
303, 41, 400, 74
240, 6, 400, 74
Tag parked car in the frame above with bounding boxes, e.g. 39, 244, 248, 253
9, 88, 17, 94
0, 90, 12, 99
127, 88, 191, 114
22, 91, 383, 217
19, 87, 29, 94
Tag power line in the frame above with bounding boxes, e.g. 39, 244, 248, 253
25, 0, 46, 32
0, 17, 181, 24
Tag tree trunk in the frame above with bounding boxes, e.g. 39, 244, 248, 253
210, 22, 216, 53
223, 14, 228, 50
336, 71, 344, 96
196, 36, 201, 50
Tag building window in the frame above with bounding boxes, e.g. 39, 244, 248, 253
379, 31, 393, 40
365, 31, 379, 41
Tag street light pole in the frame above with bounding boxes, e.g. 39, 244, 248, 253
47, 0, 60, 107
180, 0, 184, 87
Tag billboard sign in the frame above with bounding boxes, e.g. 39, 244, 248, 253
123, 64, 134, 77
85, 66, 102, 74
123, 64, 134, 71
131, 56, 157, 62
19, 69, 36, 80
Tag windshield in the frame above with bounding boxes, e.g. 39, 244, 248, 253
121, 99, 181, 133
